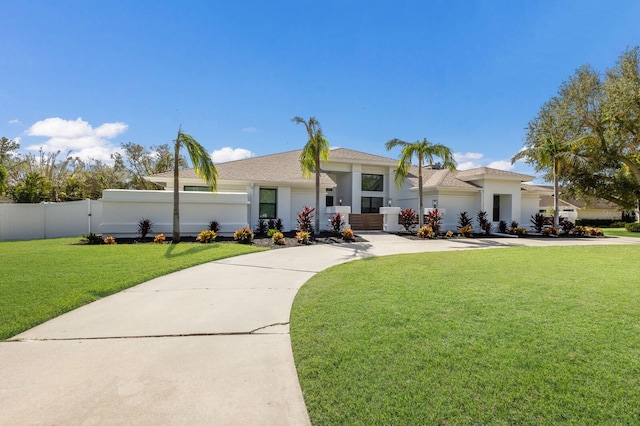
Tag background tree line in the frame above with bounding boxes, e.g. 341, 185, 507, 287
0, 138, 186, 203
514, 46, 640, 223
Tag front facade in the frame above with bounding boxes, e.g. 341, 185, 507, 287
135, 148, 541, 235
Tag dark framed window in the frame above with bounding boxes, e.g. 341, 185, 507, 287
259, 188, 277, 219
326, 195, 334, 207
184, 185, 210, 192
493, 195, 500, 222
361, 174, 384, 192
361, 197, 384, 213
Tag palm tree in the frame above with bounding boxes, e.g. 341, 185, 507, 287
386, 138, 457, 228
292, 116, 330, 235
511, 136, 584, 228
172, 127, 218, 243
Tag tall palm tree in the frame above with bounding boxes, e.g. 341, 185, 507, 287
292, 116, 330, 235
511, 136, 584, 228
172, 127, 218, 243
385, 138, 457, 228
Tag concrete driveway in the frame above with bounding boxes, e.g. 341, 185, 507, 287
1, 233, 639, 425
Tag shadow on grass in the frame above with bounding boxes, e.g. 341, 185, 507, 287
163, 242, 217, 259
450, 238, 525, 248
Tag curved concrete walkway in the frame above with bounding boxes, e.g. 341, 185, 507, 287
2, 234, 639, 425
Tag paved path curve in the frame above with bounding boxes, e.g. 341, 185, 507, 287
2, 234, 639, 425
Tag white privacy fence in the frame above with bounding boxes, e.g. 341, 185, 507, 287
100, 189, 250, 238
0, 199, 102, 241
0, 190, 251, 241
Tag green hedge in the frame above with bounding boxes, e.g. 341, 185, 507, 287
625, 222, 640, 232
575, 218, 629, 228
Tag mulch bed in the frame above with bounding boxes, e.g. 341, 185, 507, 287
106, 231, 367, 249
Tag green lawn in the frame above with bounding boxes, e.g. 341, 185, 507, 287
0, 237, 264, 340
291, 245, 640, 424
604, 227, 640, 238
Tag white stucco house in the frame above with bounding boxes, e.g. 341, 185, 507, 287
100, 148, 543, 237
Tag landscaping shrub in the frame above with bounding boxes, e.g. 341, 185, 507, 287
498, 220, 508, 233
509, 227, 527, 236
572, 226, 587, 236
209, 220, 220, 233
137, 218, 153, 239
587, 227, 604, 236
296, 230, 311, 244
272, 231, 286, 245
267, 228, 278, 237
268, 218, 284, 231
426, 208, 443, 236
417, 225, 435, 239
576, 218, 622, 228
153, 233, 166, 244
103, 236, 117, 245
234, 227, 254, 244
297, 207, 315, 234
541, 227, 559, 237
82, 233, 103, 245
457, 225, 473, 237
530, 213, 549, 233
625, 222, 640, 232
458, 211, 473, 229
477, 211, 492, 235
510, 220, 519, 229
560, 217, 575, 235
342, 228, 355, 241
399, 208, 418, 233
445, 230, 454, 238
256, 218, 268, 236
330, 213, 345, 235
196, 229, 217, 243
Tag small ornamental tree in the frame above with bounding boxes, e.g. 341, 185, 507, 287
330, 213, 345, 235
399, 208, 418, 233
477, 210, 492, 235
297, 206, 315, 234
457, 211, 473, 229
426, 208, 443, 236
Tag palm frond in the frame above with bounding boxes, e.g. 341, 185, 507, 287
179, 132, 218, 191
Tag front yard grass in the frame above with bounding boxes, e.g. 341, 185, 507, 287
604, 227, 640, 238
291, 245, 640, 424
0, 237, 264, 340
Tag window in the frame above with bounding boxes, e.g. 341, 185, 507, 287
361, 174, 384, 192
326, 195, 334, 207
259, 188, 277, 219
184, 186, 210, 192
361, 197, 383, 213
493, 195, 500, 222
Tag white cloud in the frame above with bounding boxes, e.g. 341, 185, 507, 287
455, 152, 484, 170
487, 160, 514, 171
242, 127, 257, 133
211, 147, 255, 163
9, 119, 21, 125
25, 117, 128, 161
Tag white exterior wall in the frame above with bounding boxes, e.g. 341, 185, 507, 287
473, 179, 523, 225
578, 208, 623, 221
0, 200, 103, 241
290, 188, 319, 231
436, 192, 480, 231
521, 194, 541, 226
100, 190, 249, 237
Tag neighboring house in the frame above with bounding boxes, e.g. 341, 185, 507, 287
122, 147, 541, 235
538, 190, 627, 222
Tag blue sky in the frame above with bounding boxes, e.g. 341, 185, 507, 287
2, 1, 639, 180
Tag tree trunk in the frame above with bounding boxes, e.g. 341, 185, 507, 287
418, 157, 424, 228
314, 151, 320, 236
172, 130, 181, 244
553, 160, 560, 228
